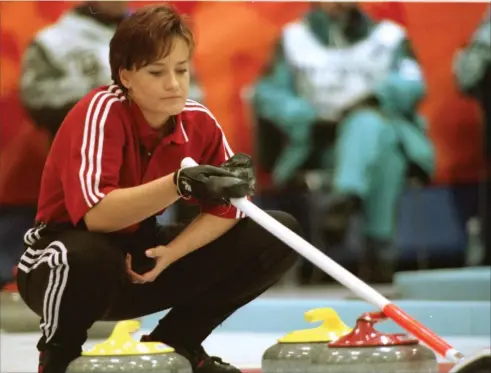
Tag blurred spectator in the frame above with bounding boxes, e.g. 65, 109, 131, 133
20, 1, 129, 139
253, 2, 435, 282
453, 6, 491, 266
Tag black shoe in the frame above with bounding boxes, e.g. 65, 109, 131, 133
141, 335, 242, 373
192, 353, 243, 373
451, 350, 491, 373
38, 345, 81, 373
360, 238, 395, 284
323, 193, 362, 246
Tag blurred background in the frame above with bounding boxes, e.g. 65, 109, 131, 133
0, 1, 489, 291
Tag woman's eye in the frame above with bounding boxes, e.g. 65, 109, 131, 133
149, 71, 163, 77
176, 69, 188, 74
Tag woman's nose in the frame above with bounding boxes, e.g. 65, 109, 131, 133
165, 73, 179, 90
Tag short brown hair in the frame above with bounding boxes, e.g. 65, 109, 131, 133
109, 4, 194, 90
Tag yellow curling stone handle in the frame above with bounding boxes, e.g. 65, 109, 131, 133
83, 320, 174, 356
278, 308, 352, 343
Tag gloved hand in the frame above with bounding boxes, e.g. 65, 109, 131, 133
173, 164, 253, 204
219, 153, 256, 195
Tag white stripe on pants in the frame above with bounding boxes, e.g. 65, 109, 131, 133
19, 240, 70, 343
22, 225, 45, 248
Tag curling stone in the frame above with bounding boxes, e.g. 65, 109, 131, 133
262, 307, 352, 373
0, 283, 124, 338
449, 348, 491, 373
311, 311, 438, 373
67, 320, 192, 373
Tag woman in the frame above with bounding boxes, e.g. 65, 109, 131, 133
17, 5, 299, 373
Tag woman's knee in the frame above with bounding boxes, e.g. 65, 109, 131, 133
340, 108, 389, 139
17, 231, 126, 318
265, 210, 303, 236
246, 210, 301, 265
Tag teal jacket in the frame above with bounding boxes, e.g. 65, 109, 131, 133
253, 9, 427, 183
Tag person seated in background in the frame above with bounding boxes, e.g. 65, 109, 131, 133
253, 2, 435, 282
20, 1, 130, 140
453, 6, 491, 266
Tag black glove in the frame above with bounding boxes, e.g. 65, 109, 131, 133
173, 164, 252, 204
219, 153, 256, 195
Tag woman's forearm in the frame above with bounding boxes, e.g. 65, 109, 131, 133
84, 174, 180, 232
166, 213, 240, 262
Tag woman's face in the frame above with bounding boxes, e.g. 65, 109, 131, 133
120, 37, 190, 128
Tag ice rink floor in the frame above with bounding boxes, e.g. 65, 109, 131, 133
2, 284, 489, 372
1, 330, 489, 373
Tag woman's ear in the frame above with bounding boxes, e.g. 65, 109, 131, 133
119, 68, 131, 90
